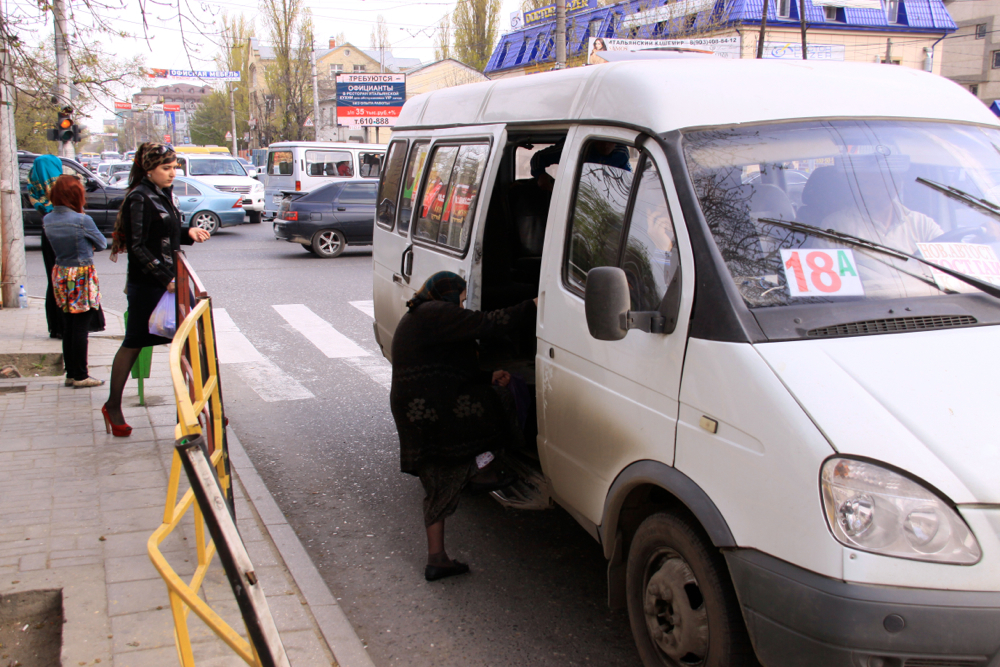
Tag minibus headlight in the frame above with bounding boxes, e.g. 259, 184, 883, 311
820, 458, 980, 564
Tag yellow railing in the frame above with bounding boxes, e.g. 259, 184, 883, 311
148, 297, 261, 666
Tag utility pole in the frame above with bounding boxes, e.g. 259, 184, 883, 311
0, 43, 26, 308
555, 0, 566, 69
310, 48, 320, 141
53, 0, 74, 158
798, 0, 808, 59
756, 0, 769, 58
884, 38, 893, 64
228, 82, 238, 156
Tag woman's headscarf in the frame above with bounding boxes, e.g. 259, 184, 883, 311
27, 154, 63, 214
406, 271, 467, 312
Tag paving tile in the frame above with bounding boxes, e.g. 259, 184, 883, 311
107, 577, 173, 616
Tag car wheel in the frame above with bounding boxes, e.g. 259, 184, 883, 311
191, 211, 221, 235
626, 513, 757, 667
248, 210, 262, 224
311, 229, 346, 258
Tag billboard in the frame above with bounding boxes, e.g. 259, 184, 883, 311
587, 36, 741, 63
144, 69, 240, 82
336, 73, 405, 128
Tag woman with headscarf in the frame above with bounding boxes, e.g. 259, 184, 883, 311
101, 143, 210, 437
43, 175, 107, 388
27, 154, 67, 339
390, 271, 536, 581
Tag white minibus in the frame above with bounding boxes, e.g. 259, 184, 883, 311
372, 58, 1000, 666
262, 141, 385, 220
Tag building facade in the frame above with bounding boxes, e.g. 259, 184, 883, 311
940, 0, 1000, 106
129, 83, 212, 144
486, 0, 956, 77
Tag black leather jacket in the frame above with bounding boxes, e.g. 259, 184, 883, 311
124, 178, 192, 288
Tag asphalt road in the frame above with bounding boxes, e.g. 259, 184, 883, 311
23, 220, 639, 667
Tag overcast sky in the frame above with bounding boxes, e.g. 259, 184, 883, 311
11, 0, 525, 131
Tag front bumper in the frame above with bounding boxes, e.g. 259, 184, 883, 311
242, 193, 265, 212
726, 549, 1000, 666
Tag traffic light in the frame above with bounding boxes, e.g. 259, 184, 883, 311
57, 108, 74, 142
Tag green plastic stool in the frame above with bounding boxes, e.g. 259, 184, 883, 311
122, 311, 153, 406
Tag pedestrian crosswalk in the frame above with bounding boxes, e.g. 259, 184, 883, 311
212, 301, 391, 402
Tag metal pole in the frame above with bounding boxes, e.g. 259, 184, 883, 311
310, 48, 320, 141
228, 82, 238, 156
885, 38, 893, 64
54, 0, 74, 158
798, 0, 808, 59
555, 0, 566, 69
756, 0, 769, 58
0, 44, 26, 308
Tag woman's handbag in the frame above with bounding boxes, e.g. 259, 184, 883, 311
149, 290, 177, 338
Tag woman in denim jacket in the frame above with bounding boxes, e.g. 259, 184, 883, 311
42, 175, 107, 388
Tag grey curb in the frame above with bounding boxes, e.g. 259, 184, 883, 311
227, 426, 376, 667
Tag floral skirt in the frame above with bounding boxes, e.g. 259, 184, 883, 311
52, 264, 102, 314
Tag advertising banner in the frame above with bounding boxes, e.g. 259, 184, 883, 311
114, 101, 132, 110
144, 69, 241, 82
917, 242, 1000, 291
762, 42, 846, 60
524, 0, 597, 26
620, 0, 714, 30
587, 36, 740, 63
336, 73, 406, 127
811, 0, 881, 7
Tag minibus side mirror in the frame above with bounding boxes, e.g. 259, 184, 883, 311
585, 266, 680, 341
585, 267, 630, 341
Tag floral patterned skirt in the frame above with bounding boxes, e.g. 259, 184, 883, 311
52, 264, 102, 314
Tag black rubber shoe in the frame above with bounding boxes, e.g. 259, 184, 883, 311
424, 560, 470, 582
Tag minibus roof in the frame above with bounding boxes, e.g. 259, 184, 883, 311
266, 141, 385, 150
395, 59, 999, 134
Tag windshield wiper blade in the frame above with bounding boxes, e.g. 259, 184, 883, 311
756, 217, 1000, 300
916, 177, 1000, 224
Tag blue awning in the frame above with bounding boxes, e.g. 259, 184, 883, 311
990, 100, 1000, 118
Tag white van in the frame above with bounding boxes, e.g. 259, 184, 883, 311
175, 153, 265, 224
262, 141, 385, 220
372, 58, 1000, 666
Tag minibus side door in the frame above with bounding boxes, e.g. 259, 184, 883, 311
373, 125, 506, 359
536, 128, 696, 526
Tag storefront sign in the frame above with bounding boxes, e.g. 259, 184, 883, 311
144, 69, 240, 81
620, 0, 714, 30
524, 0, 596, 26
763, 42, 846, 60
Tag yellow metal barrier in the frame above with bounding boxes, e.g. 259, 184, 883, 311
148, 298, 262, 666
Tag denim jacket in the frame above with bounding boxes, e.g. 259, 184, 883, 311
42, 207, 108, 267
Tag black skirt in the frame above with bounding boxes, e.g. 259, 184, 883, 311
122, 282, 172, 349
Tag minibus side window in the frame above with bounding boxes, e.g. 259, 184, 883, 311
305, 150, 353, 177
398, 142, 429, 236
268, 150, 294, 176
622, 158, 678, 311
376, 141, 407, 229
414, 143, 490, 251
359, 152, 384, 178
565, 140, 635, 293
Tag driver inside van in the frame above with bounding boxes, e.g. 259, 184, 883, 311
530, 139, 632, 192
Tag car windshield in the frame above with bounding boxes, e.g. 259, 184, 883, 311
682, 119, 1000, 308
189, 158, 246, 177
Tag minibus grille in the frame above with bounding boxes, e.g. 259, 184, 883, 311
806, 315, 977, 338
903, 659, 985, 667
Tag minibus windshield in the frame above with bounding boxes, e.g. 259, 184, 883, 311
682, 120, 1000, 308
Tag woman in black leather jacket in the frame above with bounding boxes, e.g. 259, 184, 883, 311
102, 143, 210, 436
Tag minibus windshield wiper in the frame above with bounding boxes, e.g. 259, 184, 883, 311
755, 217, 1000, 300
915, 177, 1000, 224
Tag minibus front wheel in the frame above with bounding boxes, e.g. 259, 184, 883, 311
626, 512, 758, 667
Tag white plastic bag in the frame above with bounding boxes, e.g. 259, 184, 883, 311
149, 290, 177, 338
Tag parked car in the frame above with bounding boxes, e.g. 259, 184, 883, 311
172, 176, 246, 235
124, 150, 136, 161
262, 141, 384, 221
102, 161, 134, 185
273, 180, 377, 257
373, 59, 1000, 666
175, 153, 265, 224
18, 153, 124, 235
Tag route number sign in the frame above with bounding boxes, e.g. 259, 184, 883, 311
780, 249, 865, 297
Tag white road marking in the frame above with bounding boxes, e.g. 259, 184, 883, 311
272, 304, 369, 358
349, 300, 375, 319
344, 356, 392, 391
212, 308, 314, 402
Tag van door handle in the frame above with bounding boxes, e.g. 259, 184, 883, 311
337, 207, 346, 211
400, 244, 414, 278
393, 273, 406, 285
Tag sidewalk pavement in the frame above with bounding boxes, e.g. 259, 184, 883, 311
0, 298, 375, 667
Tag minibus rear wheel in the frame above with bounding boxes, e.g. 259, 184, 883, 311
626, 513, 757, 667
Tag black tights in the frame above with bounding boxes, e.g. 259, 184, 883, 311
62, 311, 91, 381
104, 345, 141, 423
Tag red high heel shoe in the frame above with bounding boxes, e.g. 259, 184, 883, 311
101, 404, 132, 437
